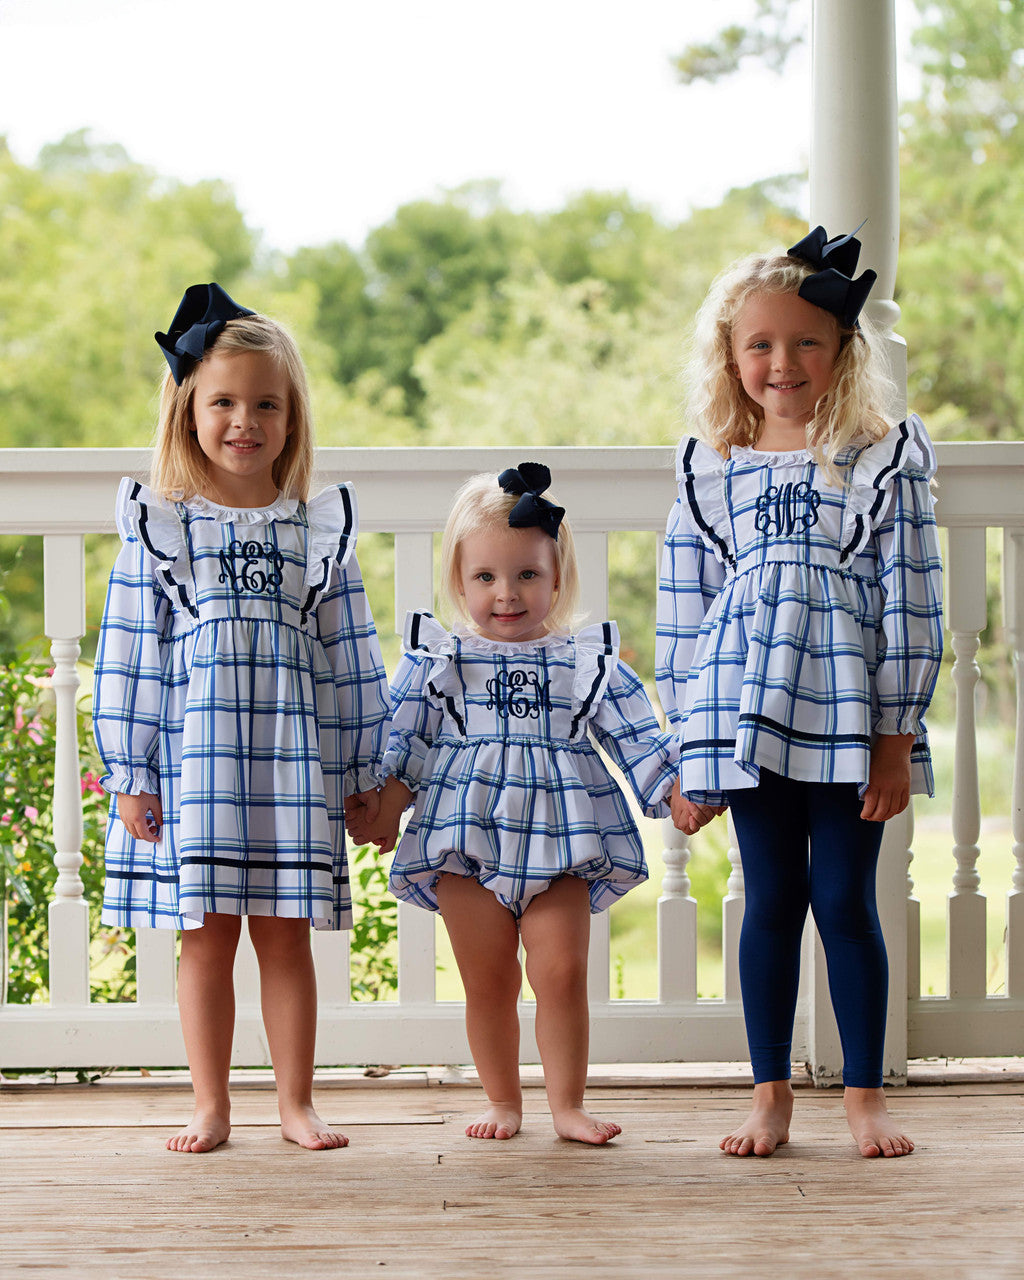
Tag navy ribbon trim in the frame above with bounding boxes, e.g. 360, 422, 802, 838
131, 481, 198, 619
682, 439, 735, 568
569, 621, 612, 738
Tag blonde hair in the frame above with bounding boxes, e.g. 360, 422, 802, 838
686, 251, 896, 478
440, 472, 581, 634
150, 313, 315, 502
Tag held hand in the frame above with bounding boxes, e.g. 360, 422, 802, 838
860, 733, 915, 823
344, 788, 380, 844
346, 777, 411, 855
669, 778, 726, 836
118, 791, 162, 843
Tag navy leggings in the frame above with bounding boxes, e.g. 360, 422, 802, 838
727, 770, 887, 1088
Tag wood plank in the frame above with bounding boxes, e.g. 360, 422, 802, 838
2, 1078, 1022, 1279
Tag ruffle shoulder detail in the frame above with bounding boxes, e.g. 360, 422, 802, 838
570, 621, 620, 730
841, 415, 936, 560
115, 477, 195, 612
303, 483, 359, 596
402, 610, 464, 709
674, 436, 735, 569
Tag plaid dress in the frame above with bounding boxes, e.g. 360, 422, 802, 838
383, 612, 678, 916
94, 479, 390, 931
655, 415, 944, 805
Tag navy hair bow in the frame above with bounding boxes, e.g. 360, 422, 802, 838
498, 462, 565, 540
788, 225, 877, 329
155, 283, 255, 384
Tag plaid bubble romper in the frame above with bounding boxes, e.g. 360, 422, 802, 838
655, 415, 944, 804
383, 612, 679, 917
94, 479, 390, 931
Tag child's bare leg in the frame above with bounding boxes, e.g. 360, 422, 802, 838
844, 1086, 914, 1158
521, 876, 619, 1145
720, 1079, 793, 1157
436, 874, 523, 1139
248, 915, 347, 1150
171, 912, 241, 1153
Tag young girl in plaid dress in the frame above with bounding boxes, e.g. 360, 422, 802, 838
94, 285, 390, 1153
348, 464, 678, 1144
656, 229, 943, 1159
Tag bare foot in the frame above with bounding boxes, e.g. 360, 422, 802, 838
465, 1104, 522, 1139
720, 1079, 793, 1157
844, 1086, 914, 1158
166, 1109, 231, 1153
280, 1103, 349, 1150
552, 1107, 621, 1145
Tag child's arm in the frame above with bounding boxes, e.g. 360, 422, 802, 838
872, 455, 944, 804
93, 534, 168, 819
316, 548, 392, 799
655, 497, 727, 732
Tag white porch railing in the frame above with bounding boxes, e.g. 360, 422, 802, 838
1, 444, 1023, 1081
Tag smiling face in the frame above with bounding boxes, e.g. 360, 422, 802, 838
730, 289, 841, 448
191, 349, 292, 506
458, 522, 559, 643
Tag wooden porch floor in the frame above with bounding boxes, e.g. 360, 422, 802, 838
2, 1062, 1023, 1280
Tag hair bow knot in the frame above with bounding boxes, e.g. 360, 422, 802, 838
155, 283, 255, 384
788, 224, 877, 329
498, 462, 565, 539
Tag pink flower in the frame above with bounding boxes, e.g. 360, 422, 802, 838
23, 806, 38, 824
81, 771, 106, 797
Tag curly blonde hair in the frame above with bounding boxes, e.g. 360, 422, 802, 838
440, 472, 581, 635
685, 251, 896, 477
150, 314, 315, 502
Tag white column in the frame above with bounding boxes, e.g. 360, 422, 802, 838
810, 0, 905, 408
43, 535, 90, 1006
807, 0, 907, 1080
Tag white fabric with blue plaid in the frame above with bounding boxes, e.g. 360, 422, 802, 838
655, 416, 944, 805
93, 479, 390, 931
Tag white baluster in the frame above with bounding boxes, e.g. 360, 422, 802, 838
1004, 530, 1024, 997
397, 899, 437, 1005
905, 802, 921, 1001
43, 536, 90, 1006
394, 531, 434, 629
574, 530, 609, 623
657, 817, 697, 1001
135, 927, 177, 1006
722, 813, 745, 1003
587, 909, 610, 1004
946, 527, 987, 997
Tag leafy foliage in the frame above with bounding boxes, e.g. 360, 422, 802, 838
0, 657, 128, 1004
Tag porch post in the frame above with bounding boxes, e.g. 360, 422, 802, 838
806, 0, 909, 1082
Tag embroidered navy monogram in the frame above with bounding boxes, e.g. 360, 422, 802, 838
218, 539, 285, 595
754, 482, 821, 537
486, 669, 552, 720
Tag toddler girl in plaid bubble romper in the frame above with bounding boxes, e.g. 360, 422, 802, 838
656, 229, 943, 1160
349, 464, 678, 1146
94, 285, 390, 1155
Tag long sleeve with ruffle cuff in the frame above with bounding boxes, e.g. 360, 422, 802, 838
655, 466, 728, 731
310, 486, 392, 795
93, 510, 170, 798
379, 650, 443, 793
573, 623, 679, 818
856, 417, 944, 740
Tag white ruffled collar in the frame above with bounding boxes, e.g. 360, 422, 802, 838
730, 445, 814, 465
182, 492, 300, 524
454, 626, 570, 655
